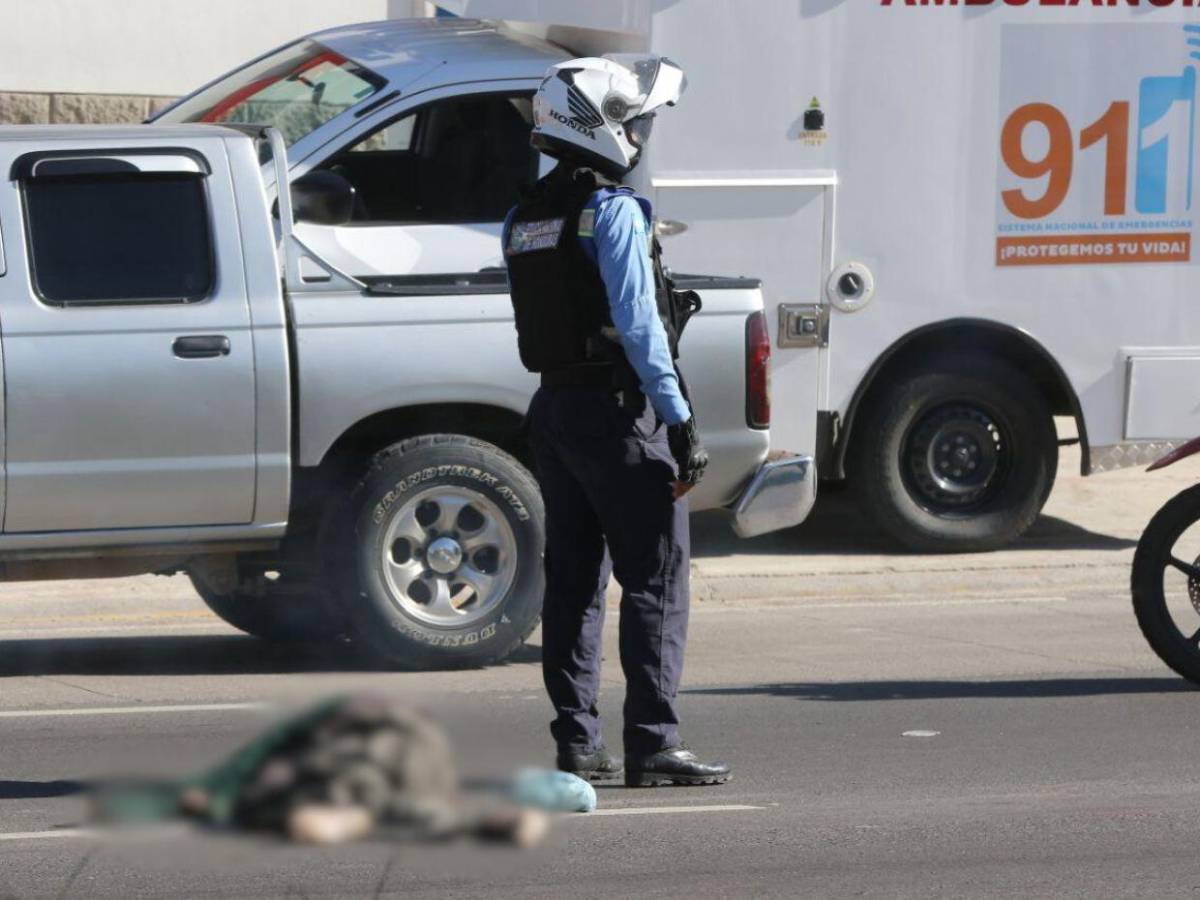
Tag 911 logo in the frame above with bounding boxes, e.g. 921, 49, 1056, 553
995, 24, 1198, 266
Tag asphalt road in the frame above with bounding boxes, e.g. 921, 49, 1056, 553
1, 439, 1200, 897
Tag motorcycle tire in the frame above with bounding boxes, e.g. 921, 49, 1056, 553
1131, 483, 1200, 686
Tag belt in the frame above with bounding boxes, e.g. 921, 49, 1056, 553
540, 366, 616, 389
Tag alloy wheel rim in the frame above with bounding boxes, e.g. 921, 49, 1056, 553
1159, 546, 1200, 646
379, 485, 517, 627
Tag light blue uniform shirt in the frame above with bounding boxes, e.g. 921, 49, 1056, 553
503, 188, 691, 426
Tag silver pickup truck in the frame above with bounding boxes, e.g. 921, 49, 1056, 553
0, 121, 811, 668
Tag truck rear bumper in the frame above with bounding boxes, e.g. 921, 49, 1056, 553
729, 453, 816, 539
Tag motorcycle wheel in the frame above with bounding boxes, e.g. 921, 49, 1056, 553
1131, 483, 1200, 686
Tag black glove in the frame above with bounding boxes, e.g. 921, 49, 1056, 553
667, 417, 709, 487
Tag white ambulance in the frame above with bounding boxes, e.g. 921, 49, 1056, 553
160, 0, 1200, 551
437, 0, 1200, 551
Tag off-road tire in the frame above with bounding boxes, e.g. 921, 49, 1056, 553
334, 434, 544, 670
190, 575, 347, 643
849, 354, 1057, 553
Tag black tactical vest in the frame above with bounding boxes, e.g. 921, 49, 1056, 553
504, 166, 613, 373
504, 165, 701, 377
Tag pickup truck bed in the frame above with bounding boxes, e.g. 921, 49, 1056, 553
291, 269, 768, 510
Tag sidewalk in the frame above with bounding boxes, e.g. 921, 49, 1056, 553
690, 429, 1200, 603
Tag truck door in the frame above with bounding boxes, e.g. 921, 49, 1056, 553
0, 149, 257, 533
292, 84, 542, 277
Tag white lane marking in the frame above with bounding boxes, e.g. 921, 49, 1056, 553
0, 808, 765, 841
585, 804, 763, 818
0, 628, 232, 643
0, 702, 266, 719
902, 730, 941, 738
0, 829, 91, 842
0, 623, 232, 637
715, 595, 1070, 611
0, 807, 765, 842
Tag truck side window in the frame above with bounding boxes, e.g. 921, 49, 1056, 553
23, 172, 213, 306
321, 94, 538, 225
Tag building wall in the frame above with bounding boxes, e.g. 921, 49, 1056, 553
0, 1, 429, 124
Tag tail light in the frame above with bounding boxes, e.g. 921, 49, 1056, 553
746, 310, 770, 429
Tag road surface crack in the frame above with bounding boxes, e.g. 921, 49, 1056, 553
37, 676, 125, 702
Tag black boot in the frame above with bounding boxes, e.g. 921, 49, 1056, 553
625, 745, 731, 787
557, 745, 625, 783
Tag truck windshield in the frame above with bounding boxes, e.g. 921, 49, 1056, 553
157, 40, 385, 147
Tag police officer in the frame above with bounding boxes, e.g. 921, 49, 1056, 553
503, 55, 730, 788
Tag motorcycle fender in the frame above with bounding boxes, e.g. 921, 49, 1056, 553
1148, 436, 1200, 472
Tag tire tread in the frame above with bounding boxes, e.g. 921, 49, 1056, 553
333, 433, 543, 670
1131, 483, 1200, 685
849, 353, 1057, 553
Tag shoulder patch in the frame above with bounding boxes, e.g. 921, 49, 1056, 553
578, 208, 596, 238
506, 217, 565, 255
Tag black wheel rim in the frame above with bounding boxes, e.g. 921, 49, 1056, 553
901, 401, 1011, 515
1160, 548, 1200, 647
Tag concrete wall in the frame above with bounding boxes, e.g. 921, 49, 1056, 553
0, 0, 429, 124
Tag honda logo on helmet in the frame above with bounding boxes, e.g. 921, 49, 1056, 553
550, 108, 597, 140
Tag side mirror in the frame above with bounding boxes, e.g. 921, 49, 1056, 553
290, 170, 355, 226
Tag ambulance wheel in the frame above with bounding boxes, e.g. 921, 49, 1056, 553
850, 355, 1056, 553
337, 434, 545, 670
191, 574, 347, 643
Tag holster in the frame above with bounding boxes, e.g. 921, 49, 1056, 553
586, 333, 647, 416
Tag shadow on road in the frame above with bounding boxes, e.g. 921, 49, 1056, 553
685, 677, 1192, 701
690, 492, 1137, 559
1019, 515, 1139, 551
0, 780, 85, 800
0, 634, 542, 677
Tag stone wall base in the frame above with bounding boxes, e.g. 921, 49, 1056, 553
0, 92, 179, 125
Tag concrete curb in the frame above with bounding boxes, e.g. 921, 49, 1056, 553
689, 554, 1135, 604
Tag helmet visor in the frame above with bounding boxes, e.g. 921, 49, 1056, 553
626, 113, 655, 149
607, 54, 662, 100
606, 54, 687, 116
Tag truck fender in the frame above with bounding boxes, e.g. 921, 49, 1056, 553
312, 402, 529, 473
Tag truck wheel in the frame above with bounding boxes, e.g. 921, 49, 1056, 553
849, 355, 1057, 552
190, 574, 347, 643
337, 434, 544, 669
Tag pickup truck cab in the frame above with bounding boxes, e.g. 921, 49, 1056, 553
0, 119, 811, 668
156, 19, 580, 278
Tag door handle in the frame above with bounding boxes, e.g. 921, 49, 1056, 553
173, 335, 231, 359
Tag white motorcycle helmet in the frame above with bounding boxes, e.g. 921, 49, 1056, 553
531, 54, 687, 178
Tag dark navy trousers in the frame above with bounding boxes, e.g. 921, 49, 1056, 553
528, 385, 690, 758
